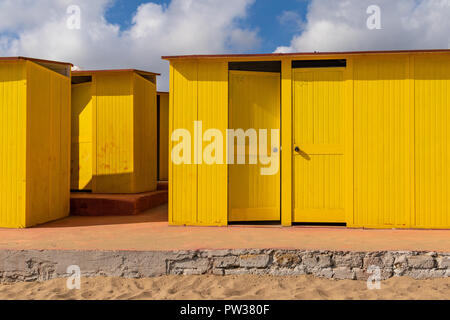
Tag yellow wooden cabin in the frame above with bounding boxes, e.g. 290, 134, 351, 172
71, 69, 159, 194
163, 49, 450, 229
0, 57, 72, 228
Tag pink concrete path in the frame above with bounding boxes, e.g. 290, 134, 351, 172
0, 205, 449, 252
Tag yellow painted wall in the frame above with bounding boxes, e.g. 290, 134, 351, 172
0, 60, 70, 228
170, 61, 228, 226
352, 56, 414, 228
158, 92, 169, 181
197, 61, 228, 226
71, 82, 93, 190
94, 73, 134, 193
71, 71, 157, 194
168, 52, 450, 229
171, 61, 198, 224
414, 56, 450, 228
133, 73, 157, 193
0, 61, 27, 228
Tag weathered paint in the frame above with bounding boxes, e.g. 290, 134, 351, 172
71, 70, 157, 194
165, 51, 450, 229
158, 92, 169, 181
0, 59, 71, 228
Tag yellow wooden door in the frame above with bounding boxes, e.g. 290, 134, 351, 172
71, 82, 93, 191
228, 71, 281, 222
293, 68, 346, 223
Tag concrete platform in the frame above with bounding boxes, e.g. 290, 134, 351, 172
1, 204, 449, 252
70, 191, 167, 216
0, 205, 449, 282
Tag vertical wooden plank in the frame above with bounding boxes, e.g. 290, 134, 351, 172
197, 61, 228, 226
168, 64, 174, 224
171, 61, 198, 225
281, 58, 293, 226
414, 54, 450, 229
408, 55, 415, 228
353, 55, 410, 228
91, 75, 98, 193
344, 58, 354, 226
0, 61, 27, 228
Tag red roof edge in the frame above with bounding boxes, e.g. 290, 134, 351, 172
0, 56, 74, 66
72, 69, 161, 76
162, 49, 450, 60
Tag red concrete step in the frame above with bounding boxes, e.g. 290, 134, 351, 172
157, 181, 168, 191
70, 191, 168, 216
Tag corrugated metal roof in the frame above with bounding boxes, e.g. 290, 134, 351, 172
162, 49, 450, 60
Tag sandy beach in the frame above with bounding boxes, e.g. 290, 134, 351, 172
0, 275, 449, 300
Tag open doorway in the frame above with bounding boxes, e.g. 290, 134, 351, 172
228, 61, 281, 223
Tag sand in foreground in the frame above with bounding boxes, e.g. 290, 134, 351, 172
0, 275, 449, 300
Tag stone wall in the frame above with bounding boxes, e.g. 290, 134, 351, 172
0, 249, 449, 283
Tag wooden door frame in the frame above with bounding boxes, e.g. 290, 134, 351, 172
227, 69, 282, 222
286, 61, 354, 226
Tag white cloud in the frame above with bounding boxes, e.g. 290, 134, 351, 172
276, 0, 450, 53
278, 10, 303, 30
0, 0, 258, 90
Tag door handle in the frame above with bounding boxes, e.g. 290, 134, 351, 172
273, 147, 279, 153
294, 146, 300, 153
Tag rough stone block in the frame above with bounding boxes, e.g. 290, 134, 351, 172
212, 269, 224, 276
224, 268, 249, 276
273, 253, 301, 267
333, 267, 355, 280
363, 255, 383, 268
405, 269, 447, 280
407, 255, 436, 269
302, 254, 332, 269
394, 255, 408, 267
354, 268, 369, 281
316, 268, 334, 279
213, 256, 239, 268
204, 250, 231, 258
172, 258, 210, 274
333, 253, 363, 268
381, 253, 395, 267
269, 266, 306, 276
183, 269, 206, 275
437, 256, 450, 269
239, 254, 270, 268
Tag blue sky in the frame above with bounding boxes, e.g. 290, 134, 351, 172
105, 0, 310, 53
1, 0, 450, 90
